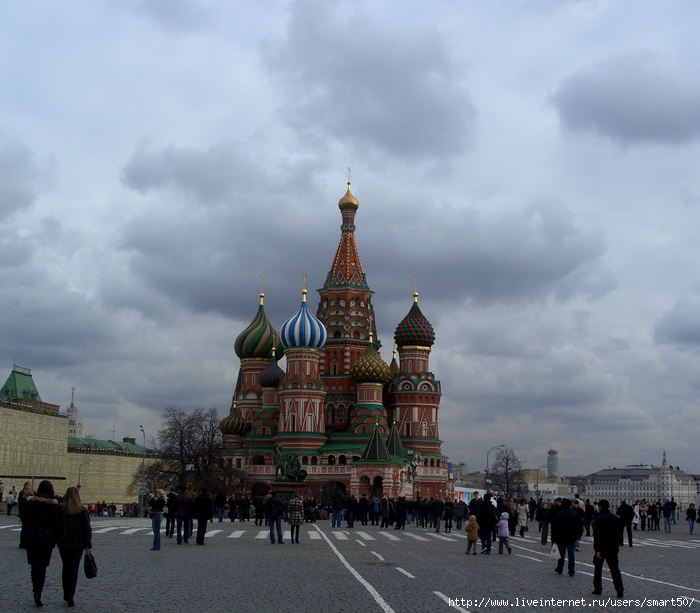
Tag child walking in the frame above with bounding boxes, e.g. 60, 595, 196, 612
465, 514, 480, 555
497, 512, 512, 554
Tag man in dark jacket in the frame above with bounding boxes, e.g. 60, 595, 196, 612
431, 497, 445, 533
592, 499, 624, 598
617, 500, 634, 547
265, 491, 285, 544
192, 488, 213, 545
552, 498, 584, 576
174, 485, 193, 545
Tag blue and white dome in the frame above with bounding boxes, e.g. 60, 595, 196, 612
280, 289, 327, 350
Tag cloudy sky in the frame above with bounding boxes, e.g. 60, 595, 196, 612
3, 1, 700, 477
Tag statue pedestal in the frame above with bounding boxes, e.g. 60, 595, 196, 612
271, 480, 304, 502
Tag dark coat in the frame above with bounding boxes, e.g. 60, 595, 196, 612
192, 493, 213, 522
23, 496, 60, 567
58, 508, 92, 550
592, 509, 620, 556
477, 500, 498, 531
552, 508, 583, 544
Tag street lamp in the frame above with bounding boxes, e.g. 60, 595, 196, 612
139, 425, 146, 517
485, 445, 506, 489
77, 461, 89, 489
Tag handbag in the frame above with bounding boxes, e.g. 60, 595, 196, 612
550, 543, 560, 560
84, 548, 98, 579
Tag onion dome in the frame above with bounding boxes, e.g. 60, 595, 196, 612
394, 291, 435, 348
338, 181, 359, 211
258, 348, 285, 388
350, 333, 391, 384
280, 289, 327, 350
234, 293, 282, 359
219, 399, 251, 436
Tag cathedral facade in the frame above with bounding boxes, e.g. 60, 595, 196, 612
220, 184, 450, 501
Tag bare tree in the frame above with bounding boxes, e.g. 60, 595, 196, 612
129, 406, 232, 495
489, 448, 527, 497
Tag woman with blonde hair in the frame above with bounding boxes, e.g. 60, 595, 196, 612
58, 486, 92, 607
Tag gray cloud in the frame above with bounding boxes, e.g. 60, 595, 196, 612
264, 0, 475, 161
0, 134, 54, 220
550, 49, 700, 145
653, 296, 700, 348
134, 0, 213, 34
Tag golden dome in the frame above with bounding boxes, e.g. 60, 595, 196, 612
338, 182, 359, 211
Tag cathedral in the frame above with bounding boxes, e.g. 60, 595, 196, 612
219, 183, 450, 501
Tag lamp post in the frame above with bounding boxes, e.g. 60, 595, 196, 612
485, 445, 505, 490
77, 461, 89, 489
139, 425, 146, 517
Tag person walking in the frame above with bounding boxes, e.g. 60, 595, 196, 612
192, 487, 213, 545
214, 491, 226, 523
57, 487, 92, 607
685, 503, 696, 535
662, 499, 673, 533
592, 499, 624, 599
148, 489, 166, 550
5, 486, 17, 516
516, 499, 529, 537
496, 512, 512, 554
287, 492, 304, 544
23, 480, 59, 607
465, 514, 479, 555
617, 500, 634, 547
165, 489, 176, 538
552, 498, 583, 576
477, 493, 498, 554
174, 484, 193, 545
265, 491, 285, 544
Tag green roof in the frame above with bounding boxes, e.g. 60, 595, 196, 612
358, 424, 391, 462
1, 365, 42, 402
386, 422, 407, 458
68, 437, 150, 454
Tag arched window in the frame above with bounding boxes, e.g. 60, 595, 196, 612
310, 456, 318, 465
328, 455, 336, 466
338, 455, 347, 465
430, 459, 434, 467
301, 456, 308, 465
423, 458, 428, 467
331, 360, 338, 375
252, 455, 265, 465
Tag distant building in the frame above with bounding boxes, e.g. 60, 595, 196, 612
547, 449, 558, 478
586, 452, 698, 509
0, 364, 151, 505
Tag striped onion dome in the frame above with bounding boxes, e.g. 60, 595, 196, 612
280, 289, 327, 350
219, 400, 251, 436
350, 333, 391, 384
394, 291, 435, 348
258, 348, 285, 388
234, 293, 282, 359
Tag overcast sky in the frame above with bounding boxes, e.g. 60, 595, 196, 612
3, 1, 700, 477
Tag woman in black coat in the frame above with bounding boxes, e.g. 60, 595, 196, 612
477, 493, 498, 554
58, 487, 92, 607
23, 480, 60, 607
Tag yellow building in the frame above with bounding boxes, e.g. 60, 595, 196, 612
1, 365, 68, 493
1, 365, 151, 506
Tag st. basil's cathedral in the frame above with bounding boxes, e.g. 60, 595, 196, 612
219, 183, 450, 501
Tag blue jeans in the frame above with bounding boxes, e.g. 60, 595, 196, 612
217, 508, 224, 522
556, 541, 576, 575
151, 512, 162, 549
434, 517, 442, 533
332, 509, 343, 528
269, 516, 283, 543
176, 517, 191, 543
480, 530, 492, 552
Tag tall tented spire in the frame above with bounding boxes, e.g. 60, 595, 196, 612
386, 420, 406, 458
359, 420, 391, 461
324, 181, 367, 289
